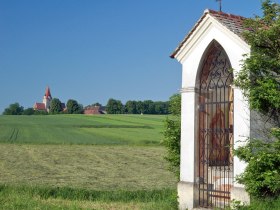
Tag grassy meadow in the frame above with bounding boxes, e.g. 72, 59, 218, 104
0, 114, 177, 209
0, 115, 164, 145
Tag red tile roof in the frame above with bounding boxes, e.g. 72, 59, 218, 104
209, 9, 246, 37
34, 103, 46, 110
170, 9, 247, 58
84, 106, 105, 115
45, 86, 52, 99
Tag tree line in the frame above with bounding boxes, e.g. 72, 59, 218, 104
106, 99, 169, 115
2, 99, 83, 115
2, 98, 170, 115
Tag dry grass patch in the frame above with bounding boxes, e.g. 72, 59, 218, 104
0, 144, 176, 190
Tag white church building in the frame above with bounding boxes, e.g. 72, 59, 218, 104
171, 9, 253, 209
34, 86, 52, 112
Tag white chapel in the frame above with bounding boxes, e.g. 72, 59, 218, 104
171, 9, 253, 209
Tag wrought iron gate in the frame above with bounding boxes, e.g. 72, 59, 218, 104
198, 41, 234, 208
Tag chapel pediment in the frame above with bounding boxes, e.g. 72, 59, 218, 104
171, 9, 248, 61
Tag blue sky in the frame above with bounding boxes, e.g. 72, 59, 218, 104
0, 0, 266, 112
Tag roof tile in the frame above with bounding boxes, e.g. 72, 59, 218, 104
207, 9, 246, 38
34, 103, 46, 110
170, 9, 247, 58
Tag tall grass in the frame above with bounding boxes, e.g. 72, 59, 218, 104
229, 197, 280, 210
0, 184, 177, 210
0, 184, 175, 202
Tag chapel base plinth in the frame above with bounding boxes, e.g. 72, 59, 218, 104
231, 186, 250, 205
178, 181, 196, 210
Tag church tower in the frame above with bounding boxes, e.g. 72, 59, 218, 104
43, 86, 52, 111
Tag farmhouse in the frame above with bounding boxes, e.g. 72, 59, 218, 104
84, 105, 106, 115
170, 9, 262, 209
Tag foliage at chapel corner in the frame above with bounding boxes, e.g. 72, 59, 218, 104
234, 128, 280, 198
234, 0, 280, 199
235, 0, 280, 123
162, 94, 181, 180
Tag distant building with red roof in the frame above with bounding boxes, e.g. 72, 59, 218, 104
33, 86, 52, 112
33, 102, 46, 110
84, 106, 106, 115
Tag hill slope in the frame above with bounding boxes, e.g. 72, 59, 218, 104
0, 114, 165, 145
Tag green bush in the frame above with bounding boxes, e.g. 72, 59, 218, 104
22, 108, 35, 115
234, 0, 280, 200
34, 110, 48, 115
228, 196, 280, 210
234, 128, 280, 198
162, 94, 181, 179
163, 117, 181, 179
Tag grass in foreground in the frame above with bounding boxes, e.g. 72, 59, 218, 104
0, 185, 177, 210
228, 197, 280, 210
0, 144, 177, 190
0, 115, 165, 145
0, 115, 177, 209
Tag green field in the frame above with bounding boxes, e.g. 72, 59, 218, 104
0, 115, 177, 209
0, 115, 165, 145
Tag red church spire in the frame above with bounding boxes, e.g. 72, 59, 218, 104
45, 86, 52, 99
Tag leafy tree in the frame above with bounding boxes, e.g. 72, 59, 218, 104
92, 102, 102, 107
136, 101, 144, 114
234, 0, 280, 198
154, 101, 169, 115
66, 99, 83, 114
168, 94, 181, 116
162, 94, 181, 179
78, 104, 84, 114
22, 108, 35, 115
106, 98, 124, 114
142, 100, 155, 114
3, 103, 24, 115
49, 98, 62, 114
125, 100, 137, 114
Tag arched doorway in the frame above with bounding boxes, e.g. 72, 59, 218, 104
197, 40, 234, 208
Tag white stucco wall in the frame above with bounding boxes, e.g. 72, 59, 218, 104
180, 89, 196, 182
